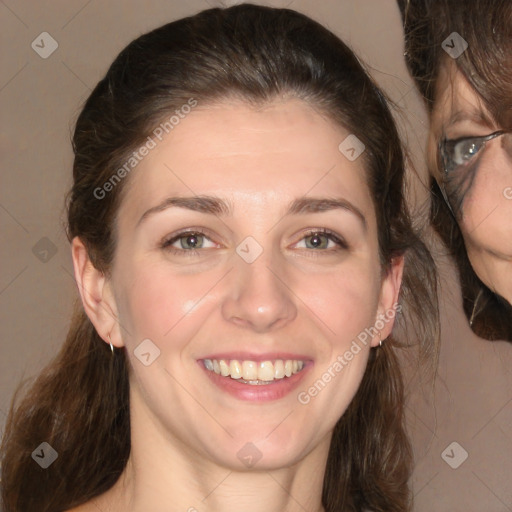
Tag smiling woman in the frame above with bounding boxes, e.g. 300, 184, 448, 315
0, 4, 438, 512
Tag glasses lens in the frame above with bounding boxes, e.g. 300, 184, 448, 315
438, 131, 507, 216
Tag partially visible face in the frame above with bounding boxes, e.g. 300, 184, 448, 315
108, 98, 399, 471
430, 60, 512, 305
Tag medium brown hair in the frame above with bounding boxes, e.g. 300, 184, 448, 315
1, 5, 439, 511
398, 0, 512, 340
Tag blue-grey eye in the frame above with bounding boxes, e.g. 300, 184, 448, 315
452, 139, 482, 165
440, 131, 505, 174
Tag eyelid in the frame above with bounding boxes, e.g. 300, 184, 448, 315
443, 130, 505, 146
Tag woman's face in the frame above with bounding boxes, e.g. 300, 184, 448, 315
430, 60, 512, 304
97, 99, 401, 471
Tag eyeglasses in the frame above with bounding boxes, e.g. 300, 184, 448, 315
439, 130, 506, 176
437, 130, 509, 216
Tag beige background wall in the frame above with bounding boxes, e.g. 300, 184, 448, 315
1, 1, 511, 510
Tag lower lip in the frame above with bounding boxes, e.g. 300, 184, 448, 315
199, 362, 312, 402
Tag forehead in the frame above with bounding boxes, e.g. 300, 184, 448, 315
117, 98, 372, 223
432, 60, 493, 130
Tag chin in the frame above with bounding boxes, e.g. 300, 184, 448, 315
202, 423, 315, 470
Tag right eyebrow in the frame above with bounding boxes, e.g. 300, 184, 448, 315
137, 196, 231, 227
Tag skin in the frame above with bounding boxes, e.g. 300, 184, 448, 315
429, 59, 512, 305
70, 98, 402, 512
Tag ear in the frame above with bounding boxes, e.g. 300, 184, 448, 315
71, 237, 124, 348
370, 255, 405, 347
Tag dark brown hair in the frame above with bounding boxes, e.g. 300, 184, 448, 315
1, 5, 439, 511
398, 0, 512, 340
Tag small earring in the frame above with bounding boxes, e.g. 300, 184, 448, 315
469, 288, 483, 327
378, 330, 383, 348
107, 332, 114, 355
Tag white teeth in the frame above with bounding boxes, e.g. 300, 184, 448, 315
258, 361, 274, 381
274, 360, 285, 379
203, 358, 306, 383
230, 360, 242, 379
242, 360, 257, 380
219, 359, 230, 377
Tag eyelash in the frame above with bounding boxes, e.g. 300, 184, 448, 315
160, 228, 349, 256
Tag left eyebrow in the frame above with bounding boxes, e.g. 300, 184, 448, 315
287, 197, 367, 231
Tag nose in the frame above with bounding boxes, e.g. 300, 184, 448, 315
221, 248, 297, 333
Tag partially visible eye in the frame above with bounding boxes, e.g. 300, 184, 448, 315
450, 138, 485, 169
440, 131, 505, 174
453, 138, 484, 163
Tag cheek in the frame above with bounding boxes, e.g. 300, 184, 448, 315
461, 158, 512, 251
293, 269, 377, 430
114, 261, 219, 347
320, 274, 377, 333
294, 259, 381, 355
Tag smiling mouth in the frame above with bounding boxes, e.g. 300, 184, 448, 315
202, 358, 306, 385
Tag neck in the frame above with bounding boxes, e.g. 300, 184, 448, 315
113, 441, 328, 512
97, 396, 329, 512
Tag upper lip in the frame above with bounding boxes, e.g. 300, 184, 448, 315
199, 352, 312, 362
